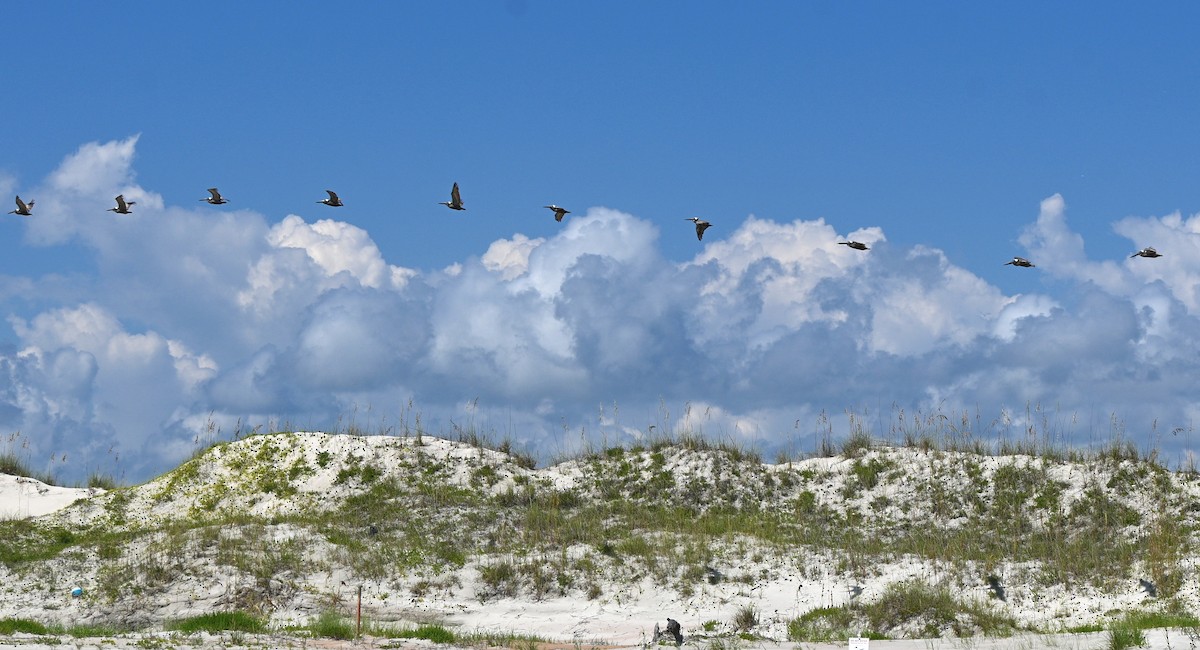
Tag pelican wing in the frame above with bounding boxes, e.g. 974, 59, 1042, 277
450, 183, 462, 206
326, 190, 340, 203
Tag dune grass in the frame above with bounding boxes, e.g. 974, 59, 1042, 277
303, 610, 355, 640
0, 453, 56, 486
164, 611, 268, 634
0, 618, 49, 635
1, 405, 1197, 640
786, 581, 1024, 641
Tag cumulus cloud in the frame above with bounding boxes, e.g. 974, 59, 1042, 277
4, 137, 1200, 481
30, 135, 166, 247
267, 216, 417, 290
47, 136, 141, 197
3, 302, 216, 477
1113, 210, 1200, 312
482, 234, 544, 280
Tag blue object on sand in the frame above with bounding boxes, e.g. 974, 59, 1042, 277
71, 587, 83, 598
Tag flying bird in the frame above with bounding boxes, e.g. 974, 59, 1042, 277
107, 195, 136, 214
439, 183, 465, 210
544, 205, 570, 222
9, 196, 34, 216
318, 190, 344, 207
1004, 257, 1035, 267
839, 241, 869, 251
686, 217, 712, 240
1131, 247, 1162, 259
200, 188, 229, 205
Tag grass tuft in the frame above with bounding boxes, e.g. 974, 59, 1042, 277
0, 618, 49, 635
306, 610, 355, 640
164, 611, 267, 634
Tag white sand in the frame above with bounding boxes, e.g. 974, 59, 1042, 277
0, 629, 1185, 650
0, 474, 99, 520
1, 434, 1197, 650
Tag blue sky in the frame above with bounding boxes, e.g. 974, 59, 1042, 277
4, 3, 1200, 482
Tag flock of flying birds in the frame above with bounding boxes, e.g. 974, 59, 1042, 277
6, 184, 1165, 265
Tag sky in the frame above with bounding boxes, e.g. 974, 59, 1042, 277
4, 3, 1200, 483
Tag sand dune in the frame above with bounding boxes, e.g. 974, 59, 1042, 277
1, 433, 1197, 650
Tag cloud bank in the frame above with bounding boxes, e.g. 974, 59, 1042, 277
4, 138, 1200, 482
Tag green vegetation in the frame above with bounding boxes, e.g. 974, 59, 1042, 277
1104, 607, 1200, 649
304, 610, 354, 640
788, 582, 1022, 641
51, 623, 130, 637
0, 453, 57, 486
386, 623, 457, 643
1, 407, 1199, 643
165, 611, 268, 634
0, 618, 49, 635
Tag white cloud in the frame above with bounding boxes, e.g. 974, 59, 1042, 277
515, 208, 660, 299
686, 218, 891, 354
3, 302, 220, 477
482, 233, 544, 280
48, 136, 141, 196
267, 215, 417, 290
866, 246, 1008, 355
992, 294, 1059, 341
0, 172, 15, 200
7, 138, 1200, 481
27, 134, 166, 247
1113, 210, 1200, 312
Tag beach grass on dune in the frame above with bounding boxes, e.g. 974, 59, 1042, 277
0, 403, 1198, 642
164, 611, 268, 634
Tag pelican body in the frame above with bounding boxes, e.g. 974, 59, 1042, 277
108, 195, 136, 214
1005, 257, 1035, 268
9, 196, 34, 216
839, 241, 869, 251
318, 190, 344, 207
545, 205, 570, 222
1131, 247, 1162, 259
687, 217, 712, 240
440, 183, 465, 210
200, 188, 229, 204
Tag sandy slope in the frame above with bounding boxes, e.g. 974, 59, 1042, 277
0, 474, 98, 520
0, 629, 1194, 650
1, 433, 1198, 649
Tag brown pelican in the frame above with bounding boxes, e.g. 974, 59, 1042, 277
1131, 247, 1162, 259
200, 188, 229, 205
439, 183, 465, 210
686, 217, 712, 240
108, 195, 136, 214
545, 205, 570, 222
8, 196, 33, 216
1004, 257, 1035, 267
838, 241, 869, 251
318, 190, 344, 207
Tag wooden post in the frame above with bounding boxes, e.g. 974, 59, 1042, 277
356, 585, 362, 638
